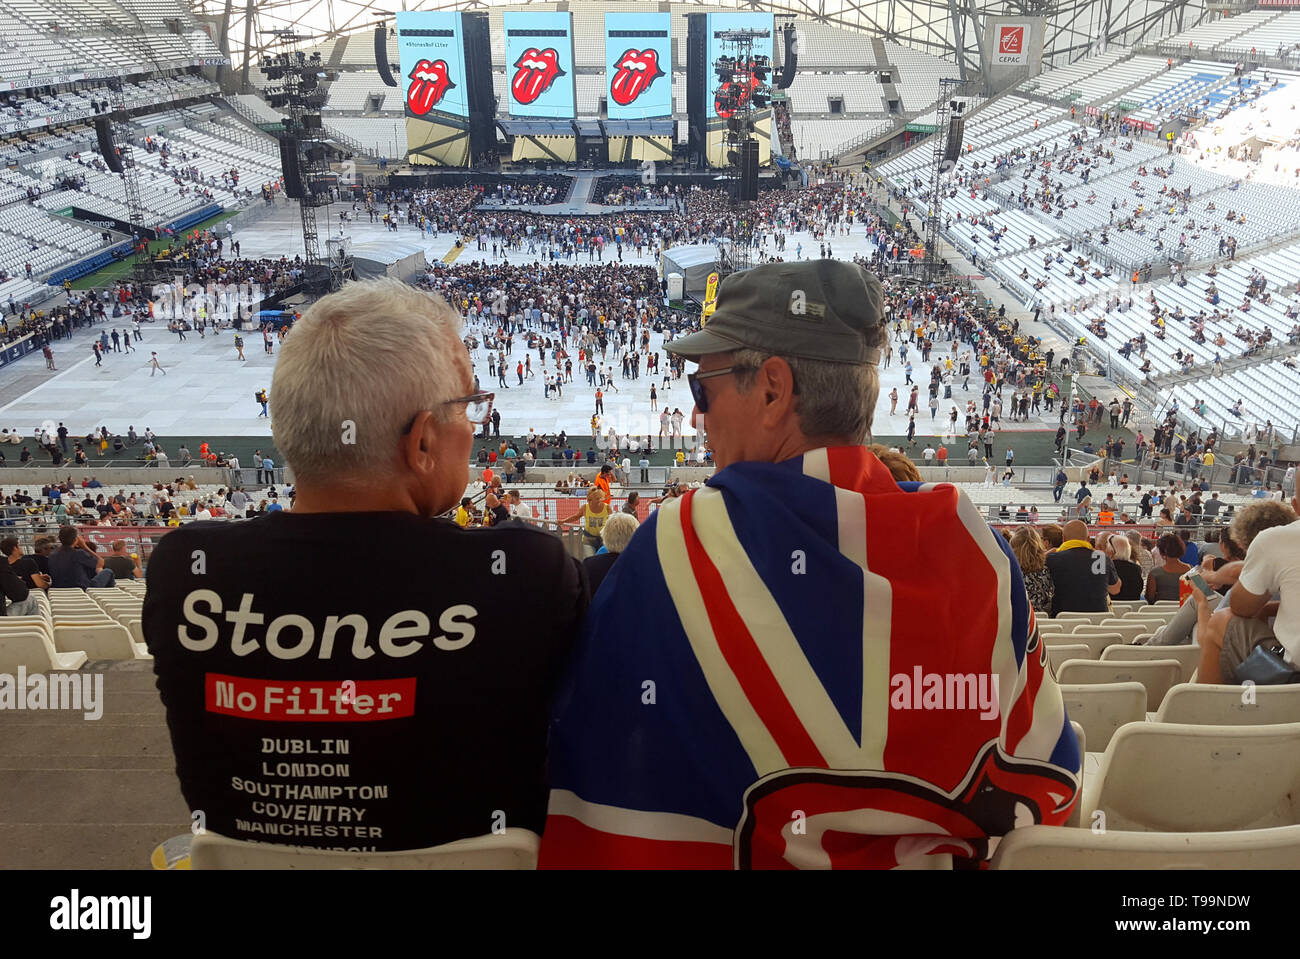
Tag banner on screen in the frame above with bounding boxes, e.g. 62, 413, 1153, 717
605, 12, 671, 120
704, 12, 773, 120
396, 11, 468, 120
504, 11, 576, 119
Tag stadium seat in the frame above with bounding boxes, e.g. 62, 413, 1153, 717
1053, 611, 1111, 625
1094, 620, 1153, 644
991, 823, 1300, 869
191, 827, 541, 869
1059, 682, 1147, 753
1101, 643, 1201, 684
1155, 683, 1300, 726
1048, 644, 1091, 671
1056, 659, 1182, 712
1036, 621, 1067, 634
1049, 632, 1124, 659
0, 630, 86, 672
1081, 722, 1300, 832
52, 623, 141, 660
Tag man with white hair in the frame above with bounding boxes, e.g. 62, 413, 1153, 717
144, 277, 587, 853
540, 260, 1079, 870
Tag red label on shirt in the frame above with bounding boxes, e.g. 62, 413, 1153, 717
205, 674, 416, 722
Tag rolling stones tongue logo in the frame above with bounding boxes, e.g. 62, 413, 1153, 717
407, 59, 455, 116
714, 67, 762, 118
610, 48, 664, 106
512, 47, 565, 105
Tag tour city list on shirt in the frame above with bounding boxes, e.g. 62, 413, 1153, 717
142, 511, 586, 851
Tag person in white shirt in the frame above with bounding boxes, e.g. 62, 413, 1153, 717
921, 444, 935, 464
1193, 496, 1300, 683
508, 490, 533, 520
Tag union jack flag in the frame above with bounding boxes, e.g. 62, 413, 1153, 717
540, 446, 1080, 869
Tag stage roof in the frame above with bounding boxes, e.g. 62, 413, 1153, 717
601, 119, 675, 137
498, 118, 575, 136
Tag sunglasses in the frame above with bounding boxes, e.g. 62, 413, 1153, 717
687, 364, 798, 414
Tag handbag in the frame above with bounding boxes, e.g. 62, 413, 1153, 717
1233, 641, 1300, 686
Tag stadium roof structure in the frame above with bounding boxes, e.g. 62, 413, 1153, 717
497, 118, 578, 136
190, 0, 1219, 84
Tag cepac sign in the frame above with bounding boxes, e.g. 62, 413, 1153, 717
996, 24, 1028, 64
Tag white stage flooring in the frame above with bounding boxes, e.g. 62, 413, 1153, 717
0, 200, 1090, 442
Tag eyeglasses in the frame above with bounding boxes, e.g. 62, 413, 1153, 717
403, 391, 495, 432
686, 366, 748, 415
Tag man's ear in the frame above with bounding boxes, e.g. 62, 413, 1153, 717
402, 411, 440, 479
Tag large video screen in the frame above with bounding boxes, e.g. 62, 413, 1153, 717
396, 11, 468, 121
605, 12, 671, 120
503, 11, 576, 119
704, 12, 774, 120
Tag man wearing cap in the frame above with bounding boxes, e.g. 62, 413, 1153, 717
540, 260, 1080, 870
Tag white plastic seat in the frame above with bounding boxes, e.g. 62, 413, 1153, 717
992, 823, 1300, 869
1155, 683, 1300, 726
1057, 659, 1182, 712
0, 628, 87, 671
191, 827, 541, 870
1051, 632, 1124, 659
1036, 622, 1067, 634
53, 623, 141, 660
1081, 722, 1300, 832
1059, 681, 1147, 753
1048, 644, 1091, 670
1102, 643, 1200, 683
1095, 620, 1153, 644
1053, 611, 1111, 625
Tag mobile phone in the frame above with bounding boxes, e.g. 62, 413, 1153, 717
1182, 569, 1216, 597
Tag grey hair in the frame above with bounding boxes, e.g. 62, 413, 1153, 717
1111, 536, 1132, 561
270, 278, 467, 485
729, 349, 879, 444
600, 511, 639, 554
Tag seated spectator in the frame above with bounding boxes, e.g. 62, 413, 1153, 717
47, 526, 115, 589
581, 511, 639, 596
1146, 530, 1244, 647
1046, 520, 1121, 616
539, 260, 1078, 869
1109, 535, 1144, 600
1146, 532, 1191, 603
0, 536, 44, 615
142, 278, 586, 852
104, 540, 142, 581
1192, 499, 1298, 682
1010, 526, 1053, 614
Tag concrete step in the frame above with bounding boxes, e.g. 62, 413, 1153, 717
0, 823, 190, 870
0, 722, 172, 758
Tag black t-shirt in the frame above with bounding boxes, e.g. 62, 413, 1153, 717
143, 511, 587, 852
10, 556, 40, 590
1046, 546, 1119, 616
105, 555, 136, 581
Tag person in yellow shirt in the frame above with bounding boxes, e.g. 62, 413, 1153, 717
454, 496, 473, 527
579, 487, 610, 557
675, 449, 685, 466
